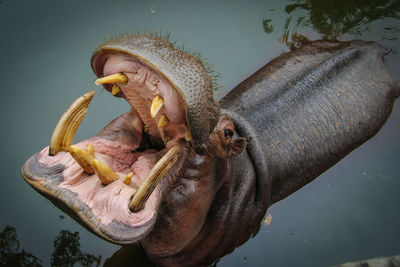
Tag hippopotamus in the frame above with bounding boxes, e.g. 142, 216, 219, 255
21, 35, 399, 266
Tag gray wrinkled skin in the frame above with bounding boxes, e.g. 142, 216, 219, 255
221, 40, 400, 204
91, 35, 220, 147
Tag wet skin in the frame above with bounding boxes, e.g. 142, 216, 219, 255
21, 36, 399, 266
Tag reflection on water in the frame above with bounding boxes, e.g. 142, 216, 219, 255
263, 0, 400, 49
51, 230, 101, 266
1, 225, 102, 266
0, 225, 157, 266
104, 245, 155, 267
0, 226, 41, 266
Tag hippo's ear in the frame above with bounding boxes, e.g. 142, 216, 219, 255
231, 137, 246, 157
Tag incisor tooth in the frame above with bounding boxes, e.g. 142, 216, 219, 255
69, 145, 95, 174
124, 172, 133, 185
49, 90, 95, 156
92, 159, 119, 185
150, 95, 164, 118
95, 73, 128, 85
86, 143, 94, 157
158, 114, 169, 128
185, 127, 192, 141
129, 145, 180, 212
111, 84, 121, 96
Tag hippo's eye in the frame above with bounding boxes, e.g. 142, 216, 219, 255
224, 129, 234, 138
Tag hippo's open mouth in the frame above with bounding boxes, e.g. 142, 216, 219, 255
21, 35, 219, 245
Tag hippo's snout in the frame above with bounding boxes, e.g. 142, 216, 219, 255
21, 34, 224, 245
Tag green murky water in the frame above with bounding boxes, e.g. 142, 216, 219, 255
1, 0, 399, 266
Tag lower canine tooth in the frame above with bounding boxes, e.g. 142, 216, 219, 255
111, 84, 121, 96
69, 145, 95, 174
129, 145, 180, 212
158, 114, 169, 128
151, 95, 164, 118
92, 159, 119, 185
49, 90, 95, 156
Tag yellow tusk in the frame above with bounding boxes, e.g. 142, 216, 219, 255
185, 127, 192, 141
86, 143, 94, 157
157, 114, 169, 128
129, 145, 180, 212
95, 73, 128, 85
69, 145, 95, 174
111, 84, 121, 96
49, 90, 95, 156
150, 95, 164, 118
92, 159, 119, 185
124, 172, 133, 185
